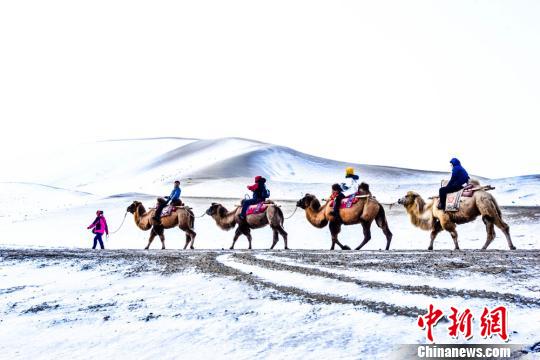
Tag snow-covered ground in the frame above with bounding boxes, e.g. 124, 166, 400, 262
0, 248, 538, 359
1, 137, 539, 358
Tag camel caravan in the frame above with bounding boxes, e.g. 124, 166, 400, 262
118, 158, 516, 251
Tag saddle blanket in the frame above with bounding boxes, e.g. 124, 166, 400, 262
161, 205, 177, 217
246, 202, 269, 215
329, 195, 359, 209
445, 184, 475, 212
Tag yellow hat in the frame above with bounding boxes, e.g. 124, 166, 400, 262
346, 167, 355, 176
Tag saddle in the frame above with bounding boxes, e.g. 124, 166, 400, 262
441, 180, 493, 212
246, 202, 270, 215
329, 195, 360, 209
161, 205, 177, 218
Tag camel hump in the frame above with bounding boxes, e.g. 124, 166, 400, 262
469, 178, 481, 186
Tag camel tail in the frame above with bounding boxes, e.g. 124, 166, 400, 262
375, 204, 388, 228
188, 209, 195, 229
275, 206, 285, 226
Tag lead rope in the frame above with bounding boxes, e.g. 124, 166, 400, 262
109, 211, 128, 234
284, 206, 298, 220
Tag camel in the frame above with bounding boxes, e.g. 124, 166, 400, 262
397, 185, 516, 250
205, 202, 288, 250
296, 184, 393, 250
126, 201, 196, 250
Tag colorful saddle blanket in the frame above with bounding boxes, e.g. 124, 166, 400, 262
161, 205, 177, 217
246, 202, 269, 215
329, 195, 359, 209
444, 183, 475, 212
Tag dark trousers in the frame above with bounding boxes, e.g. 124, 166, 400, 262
333, 193, 345, 218
439, 185, 463, 208
93, 233, 104, 249
241, 198, 260, 218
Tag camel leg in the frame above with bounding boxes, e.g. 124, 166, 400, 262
145, 229, 157, 250
183, 229, 196, 250
449, 229, 459, 250
270, 229, 279, 250
329, 222, 350, 250
481, 216, 496, 250
442, 222, 460, 250
494, 217, 516, 250
277, 226, 289, 250
375, 206, 393, 250
189, 230, 196, 250
355, 221, 372, 250
241, 227, 253, 250
230, 228, 242, 250
428, 221, 442, 250
159, 232, 166, 250
183, 233, 190, 250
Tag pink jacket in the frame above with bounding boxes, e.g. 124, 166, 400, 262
87, 216, 109, 235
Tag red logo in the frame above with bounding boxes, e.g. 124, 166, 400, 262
480, 306, 508, 341
417, 305, 509, 342
417, 304, 444, 342
448, 307, 474, 340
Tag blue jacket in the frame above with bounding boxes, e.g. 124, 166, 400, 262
166, 187, 181, 204
447, 158, 470, 189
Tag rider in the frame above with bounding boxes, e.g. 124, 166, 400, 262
341, 167, 360, 197
153, 180, 182, 224
239, 176, 269, 220
437, 158, 470, 210
329, 183, 344, 222
330, 167, 359, 222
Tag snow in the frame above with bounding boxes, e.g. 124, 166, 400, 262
254, 254, 540, 299
1, 137, 538, 358
0, 254, 416, 359
5, 137, 538, 205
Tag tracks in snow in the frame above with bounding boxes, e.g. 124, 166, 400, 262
1, 247, 539, 320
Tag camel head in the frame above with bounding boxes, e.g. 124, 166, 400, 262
296, 194, 320, 210
398, 191, 426, 214
206, 203, 227, 217
126, 201, 142, 214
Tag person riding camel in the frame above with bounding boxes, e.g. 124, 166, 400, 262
341, 167, 360, 197
153, 180, 182, 224
239, 176, 269, 221
330, 167, 360, 222
329, 183, 345, 223
437, 158, 470, 210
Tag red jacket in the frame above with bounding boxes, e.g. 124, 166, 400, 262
247, 176, 263, 191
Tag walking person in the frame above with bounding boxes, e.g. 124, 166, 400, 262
87, 210, 109, 249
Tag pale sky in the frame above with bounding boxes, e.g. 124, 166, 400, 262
1, 0, 539, 178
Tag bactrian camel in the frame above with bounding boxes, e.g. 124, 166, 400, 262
126, 201, 196, 250
398, 183, 516, 250
205, 202, 288, 250
296, 184, 393, 250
